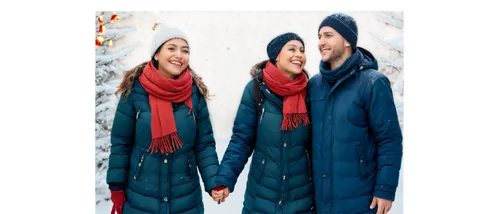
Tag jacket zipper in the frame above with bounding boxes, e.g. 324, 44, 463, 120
306, 150, 312, 181
134, 154, 145, 180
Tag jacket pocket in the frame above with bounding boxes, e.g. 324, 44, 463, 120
187, 154, 197, 178
253, 152, 267, 185
347, 101, 369, 128
305, 150, 312, 181
133, 153, 145, 181
356, 145, 367, 180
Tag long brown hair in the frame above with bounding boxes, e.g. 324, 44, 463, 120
250, 59, 309, 79
115, 57, 210, 99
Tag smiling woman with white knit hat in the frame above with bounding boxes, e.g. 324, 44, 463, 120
106, 23, 220, 214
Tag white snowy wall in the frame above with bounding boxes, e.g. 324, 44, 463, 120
99, 11, 404, 214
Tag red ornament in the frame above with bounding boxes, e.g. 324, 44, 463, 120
96, 36, 104, 47
99, 25, 105, 35
96, 38, 101, 47
98, 13, 104, 25
110, 14, 120, 23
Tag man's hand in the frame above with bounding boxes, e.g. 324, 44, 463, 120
221, 187, 230, 202
370, 196, 393, 214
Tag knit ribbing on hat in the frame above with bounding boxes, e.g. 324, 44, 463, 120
318, 13, 358, 50
150, 23, 189, 57
266, 32, 305, 65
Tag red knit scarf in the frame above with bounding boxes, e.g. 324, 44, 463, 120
263, 61, 310, 130
138, 61, 193, 154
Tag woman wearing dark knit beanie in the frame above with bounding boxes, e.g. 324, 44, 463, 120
106, 23, 220, 214
213, 32, 315, 213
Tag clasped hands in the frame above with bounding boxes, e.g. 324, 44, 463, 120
210, 186, 229, 204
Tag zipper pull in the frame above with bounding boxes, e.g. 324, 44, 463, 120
192, 112, 196, 125
260, 107, 265, 123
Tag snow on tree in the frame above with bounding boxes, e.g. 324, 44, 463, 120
95, 11, 137, 205
370, 11, 404, 131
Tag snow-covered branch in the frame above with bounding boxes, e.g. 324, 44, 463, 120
99, 114, 115, 126
375, 16, 405, 29
108, 61, 130, 75
375, 52, 405, 69
95, 83, 116, 94
94, 61, 130, 82
94, 136, 111, 150
370, 33, 406, 53
94, 123, 109, 139
108, 79, 122, 85
384, 10, 405, 22
94, 42, 141, 63
94, 99, 116, 113
102, 28, 136, 42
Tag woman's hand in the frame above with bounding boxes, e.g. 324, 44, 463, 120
211, 186, 230, 203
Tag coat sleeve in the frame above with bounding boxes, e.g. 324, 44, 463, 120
368, 76, 403, 201
215, 81, 258, 192
193, 93, 220, 194
106, 94, 136, 188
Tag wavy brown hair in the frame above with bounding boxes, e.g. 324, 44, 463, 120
115, 56, 210, 99
250, 59, 309, 79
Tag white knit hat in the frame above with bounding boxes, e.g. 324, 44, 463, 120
150, 23, 189, 57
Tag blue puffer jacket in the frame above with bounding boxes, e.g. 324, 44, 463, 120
308, 48, 403, 214
215, 67, 315, 214
106, 77, 219, 214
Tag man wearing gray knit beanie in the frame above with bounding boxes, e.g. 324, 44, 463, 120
308, 13, 403, 214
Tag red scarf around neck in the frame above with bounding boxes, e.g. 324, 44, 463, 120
263, 61, 310, 130
138, 61, 193, 154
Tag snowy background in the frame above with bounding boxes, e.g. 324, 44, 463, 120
95, 11, 404, 213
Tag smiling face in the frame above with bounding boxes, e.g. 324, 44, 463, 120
275, 40, 306, 80
318, 26, 351, 66
154, 38, 190, 79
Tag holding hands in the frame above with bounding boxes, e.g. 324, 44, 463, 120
211, 186, 230, 204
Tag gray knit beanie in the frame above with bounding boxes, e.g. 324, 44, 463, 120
150, 23, 189, 57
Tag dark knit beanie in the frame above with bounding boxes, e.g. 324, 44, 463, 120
266, 32, 305, 65
318, 13, 358, 50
